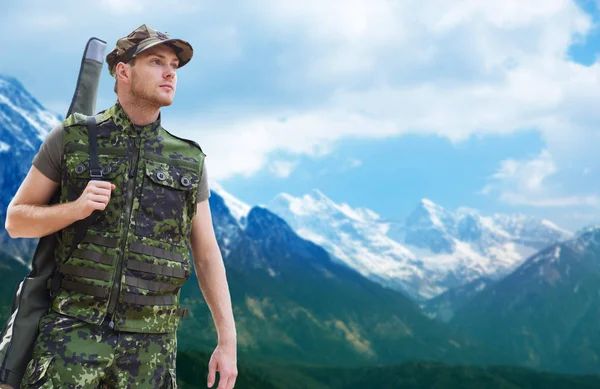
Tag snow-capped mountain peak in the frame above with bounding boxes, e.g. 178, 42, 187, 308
267, 191, 431, 298
407, 198, 455, 232
209, 180, 251, 227
275, 190, 329, 217
354, 207, 382, 223
540, 218, 571, 236
574, 223, 600, 237
271, 189, 380, 226
0, 75, 60, 152
308, 188, 329, 201
267, 192, 573, 301
0, 74, 62, 261
420, 198, 446, 220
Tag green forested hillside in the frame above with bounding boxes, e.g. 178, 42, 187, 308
177, 350, 600, 389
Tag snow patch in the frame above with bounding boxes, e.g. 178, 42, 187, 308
268, 192, 571, 300
0, 93, 58, 142
209, 181, 251, 225
541, 219, 572, 236
420, 198, 447, 229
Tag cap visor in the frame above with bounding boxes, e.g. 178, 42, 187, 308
134, 38, 193, 67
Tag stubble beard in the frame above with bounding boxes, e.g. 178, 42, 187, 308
129, 71, 173, 111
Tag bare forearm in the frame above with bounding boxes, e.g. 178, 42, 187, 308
193, 248, 236, 344
6, 202, 80, 239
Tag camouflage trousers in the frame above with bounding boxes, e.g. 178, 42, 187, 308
20, 311, 178, 389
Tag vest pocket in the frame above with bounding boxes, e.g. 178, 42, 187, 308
136, 159, 199, 245
22, 355, 55, 388
64, 153, 127, 233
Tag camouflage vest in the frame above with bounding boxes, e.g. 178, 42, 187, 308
50, 100, 205, 334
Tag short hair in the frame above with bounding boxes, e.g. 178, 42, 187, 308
113, 57, 137, 94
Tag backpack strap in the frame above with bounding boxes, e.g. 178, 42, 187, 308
87, 116, 102, 179
49, 116, 102, 297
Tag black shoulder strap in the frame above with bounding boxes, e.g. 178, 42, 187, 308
67, 116, 102, 259
50, 117, 102, 295
87, 116, 102, 179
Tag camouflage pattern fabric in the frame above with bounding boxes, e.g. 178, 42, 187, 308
49, 100, 205, 334
106, 24, 193, 77
20, 311, 177, 388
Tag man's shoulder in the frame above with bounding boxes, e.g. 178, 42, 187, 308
61, 110, 110, 129
160, 127, 205, 155
61, 112, 87, 128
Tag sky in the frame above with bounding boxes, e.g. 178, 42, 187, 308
1, 0, 600, 232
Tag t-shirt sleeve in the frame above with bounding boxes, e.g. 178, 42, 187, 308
196, 160, 210, 203
32, 123, 63, 183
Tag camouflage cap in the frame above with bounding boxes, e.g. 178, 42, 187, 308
106, 24, 193, 77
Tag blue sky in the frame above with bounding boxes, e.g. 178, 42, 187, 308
1, 0, 600, 232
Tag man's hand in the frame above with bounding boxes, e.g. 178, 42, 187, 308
74, 180, 116, 220
207, 342, 237, 389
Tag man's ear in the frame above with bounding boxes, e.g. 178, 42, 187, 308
116, 63, 131, 85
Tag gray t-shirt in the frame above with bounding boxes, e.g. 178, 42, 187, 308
32, 124, 210, 203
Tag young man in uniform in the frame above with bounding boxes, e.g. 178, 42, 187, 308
4, 24, 237, 389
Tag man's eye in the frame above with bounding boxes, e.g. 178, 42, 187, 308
153, 59, 161, 65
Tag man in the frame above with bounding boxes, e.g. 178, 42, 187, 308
4, 24, 237, 389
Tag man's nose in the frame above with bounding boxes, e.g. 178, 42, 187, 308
164, 68, 176, 79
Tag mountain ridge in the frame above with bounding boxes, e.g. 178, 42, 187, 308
266, 189, 571, 301
450, 226, 600, 374
0, 74, 61, 262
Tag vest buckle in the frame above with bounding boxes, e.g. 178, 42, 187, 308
48, 272, 64, 299
90, 168, 103, 179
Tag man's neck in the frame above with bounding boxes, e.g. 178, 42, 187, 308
117, 96, 160, 127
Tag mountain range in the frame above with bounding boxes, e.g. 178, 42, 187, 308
2, 73, 600, 378
0, 74, 60, 265
177, 189, 509, 366
450, 226, 600, 374
265, 190, 571, 304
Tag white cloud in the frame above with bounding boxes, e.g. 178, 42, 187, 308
168, 110, 396, 179
0, 0, 203, 42
181, 0, 599, 211
168, 1, 597, 177
269, 160, 297, 178
2, 0, 600, 212
493, 150, 556, 193
500, 193, 600, 207
480, 149, 600, 207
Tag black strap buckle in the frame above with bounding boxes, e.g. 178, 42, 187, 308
48, 272, 64, 299
87, 116, 102, 180
90, 168, 103, 179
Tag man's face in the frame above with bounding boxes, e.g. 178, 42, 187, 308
129, 44, 179, 108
